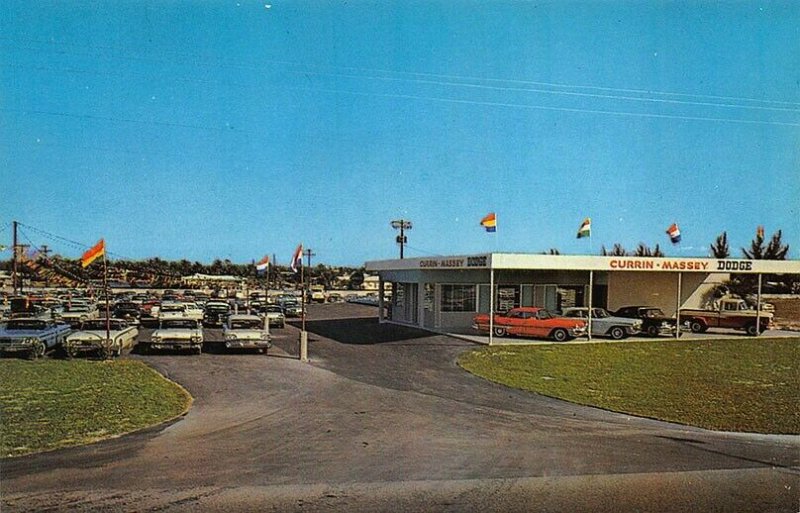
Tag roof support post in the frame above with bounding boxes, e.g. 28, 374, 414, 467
675, 272, 682, 339
378, 276, 385, 324
756, 273, 762, 334
488, 264, 494, 346
587, 271, 593, 341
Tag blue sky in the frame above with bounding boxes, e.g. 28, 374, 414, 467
2, 1, 798, 266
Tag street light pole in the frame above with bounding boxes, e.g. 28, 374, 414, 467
390, 219, 412, 259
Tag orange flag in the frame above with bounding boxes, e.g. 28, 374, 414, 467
81, 239, 105, 268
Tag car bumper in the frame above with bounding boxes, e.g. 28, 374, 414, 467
225, 339, 271, 349
150, 342, 202, 350
0, 343, 39, 353
568, 327, 588, 337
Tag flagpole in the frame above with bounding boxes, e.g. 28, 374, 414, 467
103, 247, 111, 358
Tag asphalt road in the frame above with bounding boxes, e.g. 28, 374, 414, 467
2, 303, 799, 512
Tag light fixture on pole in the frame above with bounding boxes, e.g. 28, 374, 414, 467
390, 219, 412, 259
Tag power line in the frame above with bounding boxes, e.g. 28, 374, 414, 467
5, 61, 798, 115
3, 36, 798, 109
296, 86, 800, 128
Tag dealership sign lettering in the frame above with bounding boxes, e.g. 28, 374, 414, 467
609, 259, 754, 271
419, 256, 489, 269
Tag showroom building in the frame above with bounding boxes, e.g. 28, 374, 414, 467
365, 253, 800, 337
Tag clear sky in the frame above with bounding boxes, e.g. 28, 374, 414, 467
2, 1, 798, 266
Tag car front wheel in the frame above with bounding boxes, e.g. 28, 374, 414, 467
609, 326, 626, 340
551, 328, 569, 342
492, 326, 507, 337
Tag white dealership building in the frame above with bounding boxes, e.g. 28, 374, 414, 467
365, 253, 800, 335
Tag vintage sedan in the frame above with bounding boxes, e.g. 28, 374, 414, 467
263, 305, 286, 328
561, 307, 642, 340
64, 318, 139, 358
145, 318, 204, 354
0, 317, 71, 359
58, 301, 99, 327
472, 307, 587, 342
222, 314, 271, 353
613, 306, 677, 337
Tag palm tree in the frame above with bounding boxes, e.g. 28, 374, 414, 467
601, 244, 627, 256
743, 229, 789, 260
710, 232, 730, 258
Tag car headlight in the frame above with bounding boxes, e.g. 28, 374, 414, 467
151, 335, 161, 343
22, 337, 38, 345
225, 333, 237, 341
633, 321, 642, 328
191, 335, 203, 342
661, 322, 670, 328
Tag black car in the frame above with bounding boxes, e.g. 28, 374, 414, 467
203, 301, 231, 327
112, 301, 141, 322
612, 306, 677, 337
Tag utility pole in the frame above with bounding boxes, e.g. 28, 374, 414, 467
390, 219, 412, 259
12, 221, 18, 295
40, 245, 52, 258
304, 248, 315, 287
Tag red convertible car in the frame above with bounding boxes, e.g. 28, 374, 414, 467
473, 307, 587, 342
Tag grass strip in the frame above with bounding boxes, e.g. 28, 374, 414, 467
458, 337, 799, 434
0, 359, 192, 457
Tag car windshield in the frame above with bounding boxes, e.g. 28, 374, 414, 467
564, 310, 586, 318
642, 309, 666, 318
231, 320, 262, 329
593, 309, 610, 318
161, 305, 184, 312
266, 306, 283, 313
537, 310, 553, 319
6, 320, 47, 330
66, 305, 90, 312
206, 305, 229, 312
82, 320, 125, 330
161, 320, 198, 329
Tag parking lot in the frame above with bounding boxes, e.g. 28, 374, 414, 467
2, 303, 798, 512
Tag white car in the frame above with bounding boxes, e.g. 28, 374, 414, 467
64, 318, 139, 358
561, 307, 642, 340
59, 301, 98, 326
263, 305, 285, 328
222, 314, 271, 353
147, 318, 204, 354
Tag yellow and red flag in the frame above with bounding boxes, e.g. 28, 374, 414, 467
480, 213, 497, 232
81, 239, 105, 268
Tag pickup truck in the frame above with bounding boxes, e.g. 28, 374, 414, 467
680, 297, 773, 336
0, 317, 72, 359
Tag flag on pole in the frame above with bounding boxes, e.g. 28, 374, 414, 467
756, 225, 765, 239
576, 218, 591, 239
255, 255, 270, 273
480, 213, 497, 232
665, 224, 681, 244
81, 239, 105, 268
290, 244, 303, 273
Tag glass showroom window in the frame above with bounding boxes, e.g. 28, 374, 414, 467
441, 284, 476, 312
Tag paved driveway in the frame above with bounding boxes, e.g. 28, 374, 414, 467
2, 304, 798, 512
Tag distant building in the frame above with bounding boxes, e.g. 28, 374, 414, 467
182, 273, 244, 288
362, 274, 391, 292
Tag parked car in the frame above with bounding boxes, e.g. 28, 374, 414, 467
145, 318, 204, 354
280, 299, 302, 317
612, 306, 677, 337
561, 307, 642, 340
57, 301, 98, 327
64, 318, 139, 358
203, 300, 231, 327
112, 301, 141, 323
263, 304, 286, 328
0, 317, 71, 359
222, 314, 271, 353
472, 307, 587, 342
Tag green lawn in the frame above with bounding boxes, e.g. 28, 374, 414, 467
0, 359, 192, 457
458, 338, 799, 434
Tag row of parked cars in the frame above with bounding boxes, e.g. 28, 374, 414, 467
0, 291, 308, 359
473, 297, 773, 342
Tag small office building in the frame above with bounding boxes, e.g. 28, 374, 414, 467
365, 253, 800, 333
